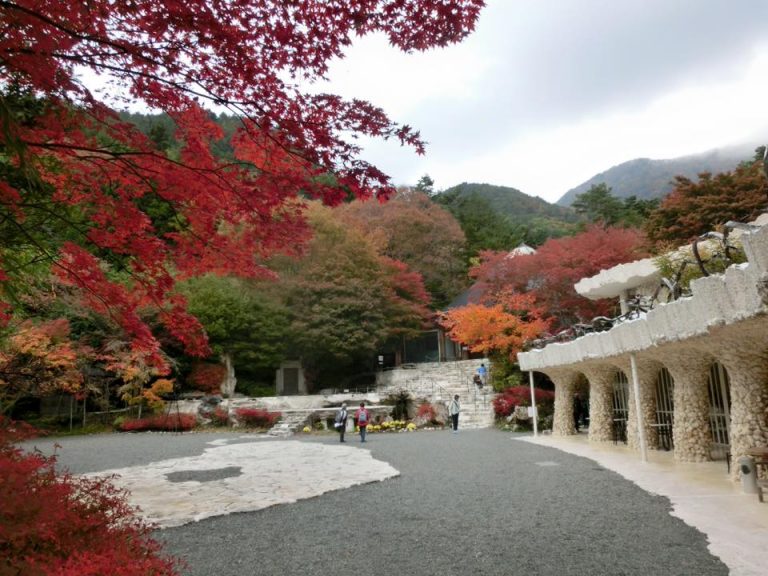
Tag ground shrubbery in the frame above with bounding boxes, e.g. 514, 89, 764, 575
117, 413, 197, 432
493, 386, 555, 422
0, 418, 180, 575
233, 407, 281, 428
207, 407, 231, 427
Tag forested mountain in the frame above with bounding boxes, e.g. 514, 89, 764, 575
557, 144, 756, 206
433, 182, 580, 250
440, 182, 576, 220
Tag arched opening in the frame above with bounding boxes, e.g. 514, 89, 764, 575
653, 367, 674, 450
707, 362, 732, 466
612, 371, 629, 444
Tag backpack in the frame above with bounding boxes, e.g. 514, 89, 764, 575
357, 410, 368, 425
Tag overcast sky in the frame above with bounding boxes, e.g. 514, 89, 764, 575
314, 0, 768, 203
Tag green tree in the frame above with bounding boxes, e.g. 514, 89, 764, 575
572, 183, 624, 225
273, 203, 430, 388
434, 190, 522, 255
178, 275, 290, 394
415, 174, 435, 195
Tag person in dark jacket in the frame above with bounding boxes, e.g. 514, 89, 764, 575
334, 403, 348, 442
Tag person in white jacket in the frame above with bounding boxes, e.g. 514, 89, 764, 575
448, 395, 461, 433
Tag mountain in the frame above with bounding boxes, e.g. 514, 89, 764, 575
556, 144, 758, 206
433, 182, 581, 249
439, 182, 577, 222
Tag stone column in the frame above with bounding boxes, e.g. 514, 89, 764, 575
715, 333, 768, 480
615, 357, 662, 451
545, 369, 581, 436
659, 347, 713, 462
581, 365, 617, 443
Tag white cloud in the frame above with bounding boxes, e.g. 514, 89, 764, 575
315, 1, 768, 203
346, 42, 768, 203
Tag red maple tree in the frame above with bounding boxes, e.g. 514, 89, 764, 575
0, 0, 485, 369
471, 226, 647, 330
644, 158, 768, 246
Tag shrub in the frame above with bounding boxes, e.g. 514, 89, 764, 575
117, 413, 196, 432
207, 407, 231, 427
187, 362, 226, 394
233, 407, 281, 429
416, 402, 436, 421
0, 417, 181, 575
385, 390, 412, 421
492, 386, 555, 419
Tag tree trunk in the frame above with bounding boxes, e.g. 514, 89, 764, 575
221, 353, 237, 399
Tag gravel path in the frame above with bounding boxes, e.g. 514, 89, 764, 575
25, 430, 728, 575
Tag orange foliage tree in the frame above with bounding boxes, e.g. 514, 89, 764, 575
440, 292, 550, 360
0, 319, 87, 414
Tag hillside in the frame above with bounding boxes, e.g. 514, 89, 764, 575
438, 182, 577, 222
557, 145, 757, 206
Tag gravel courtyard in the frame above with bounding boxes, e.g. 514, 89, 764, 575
27, 429, 728, 576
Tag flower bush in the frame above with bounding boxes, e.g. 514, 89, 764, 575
0, 417, 181, 575
416, 402, 436, 421
492, 386, 555, 419
406, 422, 417, 431
302, 426, 311, 433
207, 407, 231, 427
233, 408, 281, 429
118, 413, 196, 432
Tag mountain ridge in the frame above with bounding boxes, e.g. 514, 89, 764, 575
556, 143, 758, 206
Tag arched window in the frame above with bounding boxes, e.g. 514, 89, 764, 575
654, 367, 674, 450
612, 371, 629, 420
612, 371, 629, 444
708, 362, 731, 463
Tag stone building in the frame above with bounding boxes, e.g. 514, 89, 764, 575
518, 218, 768, 479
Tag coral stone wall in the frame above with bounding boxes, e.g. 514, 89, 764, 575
548, 370, 579, 436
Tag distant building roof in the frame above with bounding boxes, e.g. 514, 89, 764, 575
506, 243, 536, 258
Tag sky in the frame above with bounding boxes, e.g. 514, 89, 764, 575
312, 0, 768, 203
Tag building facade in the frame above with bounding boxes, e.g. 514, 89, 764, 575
518, 219, 768, 479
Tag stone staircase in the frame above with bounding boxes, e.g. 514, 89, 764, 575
267, 410, 312, 437
376, 360, 495, 429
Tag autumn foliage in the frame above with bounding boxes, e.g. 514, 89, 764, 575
337, 189, 468, 306
0, 0, 484, 369
0, 319, 86, 414
187, 362, 227, 395
471, 226, 647, 330
492, 386, 555, 419
0, 418, 180, 575
233, 408, 281, 429
644, 159, 768, 246
440, 292, 550, 359
117, 413, 197, 433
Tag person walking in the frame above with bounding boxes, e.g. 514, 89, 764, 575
448, 394, 461, 433
355, 402, 370, 443
334, 403, 348, 442
477, 362, 488, 387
